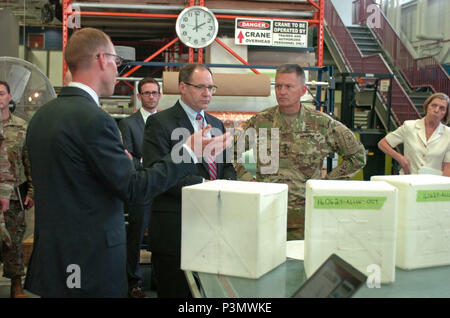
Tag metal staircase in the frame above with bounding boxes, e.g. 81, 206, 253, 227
347, 25, 428, 117
353, 0, 449, 101
324, 0, 421, 131
347, 26, 382, 56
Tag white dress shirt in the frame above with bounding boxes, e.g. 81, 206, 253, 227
385, 118, 450, 174
179, 99, 210, 172
140, 107, 156, 124
179, 99, 207, 133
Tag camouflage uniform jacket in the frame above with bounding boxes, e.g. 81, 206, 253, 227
0, 120, 14, 199
234, 104, 366, 239
3, 114, 33, 201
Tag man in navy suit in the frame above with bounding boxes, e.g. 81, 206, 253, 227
119, 77, 161, 297
142, 64, 237, 298
24, 28, 231, 298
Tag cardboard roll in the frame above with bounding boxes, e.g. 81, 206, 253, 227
162, 71, 271, 96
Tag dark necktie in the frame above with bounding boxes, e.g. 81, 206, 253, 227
196, 113, 217, 180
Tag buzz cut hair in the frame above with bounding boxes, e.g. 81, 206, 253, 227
276, 63, 306, 85
0, 80, 10, 94
64, 27, 112, 73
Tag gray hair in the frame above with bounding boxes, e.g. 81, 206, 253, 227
276, 64, 306, 85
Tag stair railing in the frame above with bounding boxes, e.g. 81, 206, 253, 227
325, 0, 420, 126
353, 0, 450, 96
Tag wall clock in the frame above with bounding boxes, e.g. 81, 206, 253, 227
175, 6, 219, 49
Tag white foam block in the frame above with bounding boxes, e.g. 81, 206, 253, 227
181, 180, 288, 279
304, 180, 398, 284
371, 174, 450, 270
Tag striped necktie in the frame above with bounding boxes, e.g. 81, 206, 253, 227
196, 113, 217, 180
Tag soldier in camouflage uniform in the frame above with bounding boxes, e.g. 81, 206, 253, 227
0, 80, 34, 298
0, 121, 14, 245
0, 82, 14, 248
234, 64, 366, 240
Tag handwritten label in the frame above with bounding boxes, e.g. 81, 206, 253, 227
416, 190, 450, 202
313, 196, 387, 210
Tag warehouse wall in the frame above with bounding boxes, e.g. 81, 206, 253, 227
384, 0, 450, 64
0, 9, 19, 57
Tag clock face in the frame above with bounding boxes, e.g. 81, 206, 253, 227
176, 6, 219, 49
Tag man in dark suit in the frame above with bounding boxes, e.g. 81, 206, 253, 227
119, 77, 161, 298
119, 77, 161, 168
23, 28, 231, 298
142, 63, 237, 298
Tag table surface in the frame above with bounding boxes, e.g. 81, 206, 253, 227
188, 258, 450, 298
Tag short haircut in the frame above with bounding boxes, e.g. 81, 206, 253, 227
64, 27, 112, 73
0, 80, 10, 94
423, 92, 450, 124
276, 63, 306, 85
138, 77, 160, 94
178, 63, 212, 84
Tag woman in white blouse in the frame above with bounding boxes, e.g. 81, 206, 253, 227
378, 92, 450, 176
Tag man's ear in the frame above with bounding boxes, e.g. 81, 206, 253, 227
96, 53, 107, 71
179, 82, 186, 95
300, 84, 307, 97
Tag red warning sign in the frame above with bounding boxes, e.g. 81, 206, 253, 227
235, 18, 272, 46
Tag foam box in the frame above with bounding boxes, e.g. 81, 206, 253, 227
304, 180, 398, 284
181, 180, 288, 279
371, 174, 450, 270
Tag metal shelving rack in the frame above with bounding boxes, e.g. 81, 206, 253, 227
61, 0, 325, 78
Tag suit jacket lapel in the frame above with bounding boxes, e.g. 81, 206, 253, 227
174, 102, 195, 134
135, 110, 145, 130
173, 102, 212, 175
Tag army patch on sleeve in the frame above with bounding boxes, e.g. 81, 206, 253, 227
336, 125, 360, 153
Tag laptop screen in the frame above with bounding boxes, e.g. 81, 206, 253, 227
293, 254, 367, 298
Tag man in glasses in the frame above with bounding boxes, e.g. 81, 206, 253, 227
120, 78, 161, 170
142, 63, 237, 298
24, 28, 232, 298
118, 77, 161, 298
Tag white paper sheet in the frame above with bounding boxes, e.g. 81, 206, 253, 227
286, 240, 304, 260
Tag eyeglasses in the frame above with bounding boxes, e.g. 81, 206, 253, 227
96, 52, 125, 67
140, 91, 160, 97
184, 82, 217, 94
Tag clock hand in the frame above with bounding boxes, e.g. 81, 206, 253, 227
197, 22, 206, 29
193, 14, 199, 32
